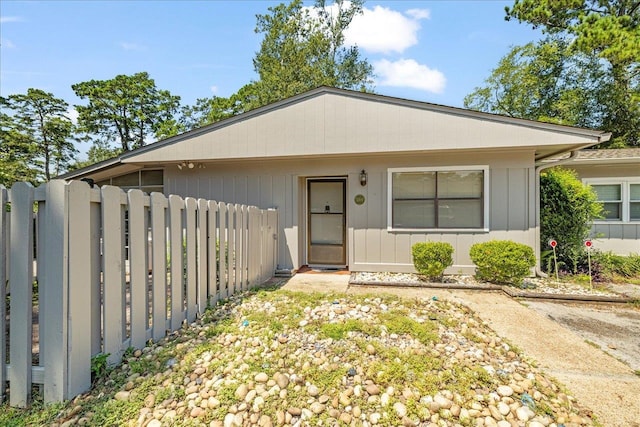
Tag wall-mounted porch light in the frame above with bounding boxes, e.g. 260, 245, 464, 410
359, 169, 367, 186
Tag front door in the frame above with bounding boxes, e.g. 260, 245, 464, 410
307, 179, 346, 266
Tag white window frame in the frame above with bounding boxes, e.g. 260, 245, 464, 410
584, 177, 640, 223
387, 165, 489, 232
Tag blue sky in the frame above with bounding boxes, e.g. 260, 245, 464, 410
1, 1, 542, 156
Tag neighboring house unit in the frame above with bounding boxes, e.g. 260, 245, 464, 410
571, 148, 640, 255
61, 87, 611, 274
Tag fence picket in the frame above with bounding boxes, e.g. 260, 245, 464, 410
102, 186, 126, 366
248, 207, 259, 286
185, 198, 197, 323
197, 199, 208, 315
89, 193, 102, 357
66, 181, 92, 397
150, 193, 168, 341
227, 204, 236, 295
40, 180, 68, 401
128, 190, 148, 350
207, 201, 218, 306
169, 195, 184, 330
0, 186, 7, 402
238, 205, 246, 291
218, 202, 227, 299
8, 182, 34, 407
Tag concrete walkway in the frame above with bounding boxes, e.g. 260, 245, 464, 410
281, 274, 640, 427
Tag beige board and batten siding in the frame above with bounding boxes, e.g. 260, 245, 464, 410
572, 163, 640, 255
128, 92, 600, 164
165, 151, 535, 273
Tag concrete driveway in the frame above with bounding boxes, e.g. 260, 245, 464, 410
525, 300, 640, 372
280, 273, 640, 427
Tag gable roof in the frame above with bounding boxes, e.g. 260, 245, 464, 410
61, 86, 611, 179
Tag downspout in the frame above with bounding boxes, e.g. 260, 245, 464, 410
534, 150, 580, 277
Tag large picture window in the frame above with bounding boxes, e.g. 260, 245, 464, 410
388, 166, 488, 230
586, 178, 640, 222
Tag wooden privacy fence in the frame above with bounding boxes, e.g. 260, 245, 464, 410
0, 180, 278, 407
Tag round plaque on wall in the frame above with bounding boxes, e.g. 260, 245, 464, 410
354, 194, 365, 205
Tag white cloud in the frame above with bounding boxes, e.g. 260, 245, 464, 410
1, 38, 16, 49
210, 85, 219, 94
344, 5, 429, 54
0, 16, 23, 23
374, 59, 446, 93
66, 108, 79, 124
120, 42, 146, 51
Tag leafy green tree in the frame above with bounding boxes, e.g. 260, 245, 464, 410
250, 0, 373, 108
72, 72, 181, 152
504, 0, 640, 146
183, 0, 374, 129
465, 38, 604, 127
540, 168, 603, 273
3, 89, 77, 182
70, 141, 123, 171
180, 96, 241, 131
0, 98, 38, 186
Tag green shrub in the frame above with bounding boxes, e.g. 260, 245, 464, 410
591, 251, 640, 280
469, 240, 535, 285
540, 167, 602, 273
411, 242, 454, 281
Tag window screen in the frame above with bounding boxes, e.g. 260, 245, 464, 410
592, 184, 622, 220
391, 169, 484, 229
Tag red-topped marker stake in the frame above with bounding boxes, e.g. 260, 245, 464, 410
548, 239, 559, 280
585, 240, 593, 289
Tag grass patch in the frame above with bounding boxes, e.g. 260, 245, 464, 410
319, 318, 379, 340
379, 310, 438, 345
0, 400, 66, 427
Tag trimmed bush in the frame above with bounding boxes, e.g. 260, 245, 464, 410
469, 240, 535, 285
541, 167, 602, 273
411, 242, 454, 281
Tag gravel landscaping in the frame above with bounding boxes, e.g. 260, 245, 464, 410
351, 272, 627, 299
6, 285, 600, 427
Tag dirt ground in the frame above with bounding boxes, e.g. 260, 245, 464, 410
524, 300, 640, 372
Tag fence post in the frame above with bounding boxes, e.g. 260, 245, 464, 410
0, 186, 7, 402
8, 182, 34, 407
66, 180, 92, 397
